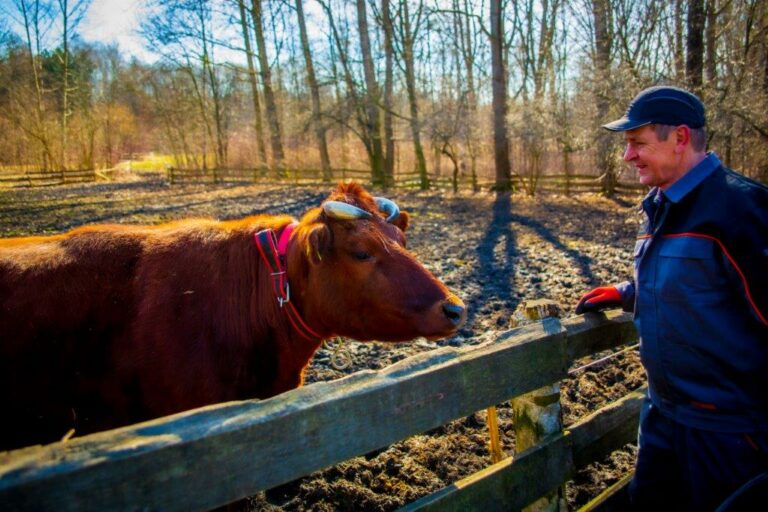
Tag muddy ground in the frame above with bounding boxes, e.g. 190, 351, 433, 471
0, 174, 647, 510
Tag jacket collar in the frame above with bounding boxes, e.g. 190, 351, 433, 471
663, 152, 721, 204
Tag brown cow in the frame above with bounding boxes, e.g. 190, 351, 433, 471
0, 182, 465, 451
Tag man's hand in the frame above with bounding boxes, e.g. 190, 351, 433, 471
575, 286, 622, 314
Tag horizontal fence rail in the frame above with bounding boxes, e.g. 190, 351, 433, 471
403, 388, 645, 511
0, 165, 647, 194
166, 167, 648, 194
0, 310, 639, 511
0, 169, 116, 188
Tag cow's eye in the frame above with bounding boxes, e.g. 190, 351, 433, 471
352, 251, 372, 261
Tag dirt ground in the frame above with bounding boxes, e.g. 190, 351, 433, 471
0, 174, 647, 510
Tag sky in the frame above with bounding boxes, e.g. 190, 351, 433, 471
1, 0, 309, 64
0, 0, 155, 61
78, 0, 154, 61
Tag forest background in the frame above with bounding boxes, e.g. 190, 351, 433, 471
1, 0, 767, 194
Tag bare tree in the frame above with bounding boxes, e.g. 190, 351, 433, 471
55, 0, 90, 169
592, 0, 616, 196
250, 0, 285, 172
10, 0, 55, 169
237, 0, 268, 171
490, 0, 511, 190
452, 0, 482, 191
675, 0, 685, 81
295, 0, 331, 181
393, 0, 429, 189
704, 0, 718, 83
381, 0, 395, 185
142, 0, 230, 170
356, 0, 385, 185
687, 0, 705, 89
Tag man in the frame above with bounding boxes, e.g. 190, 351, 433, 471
576, 85, 768, 510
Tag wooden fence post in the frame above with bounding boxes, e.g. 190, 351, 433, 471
511, 298, 566, 512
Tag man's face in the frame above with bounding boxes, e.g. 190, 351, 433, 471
623, 125, 685, 190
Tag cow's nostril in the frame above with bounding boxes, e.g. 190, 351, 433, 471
442, 302, 465, 326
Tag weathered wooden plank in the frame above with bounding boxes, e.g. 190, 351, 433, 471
401, 433, 573, 512
511, 299, 567, 510
562, 310, 637, 361
401, 387, 644, 512
0, 320, 567, 512
578, 472, 633, 512
568, 388, 645, 469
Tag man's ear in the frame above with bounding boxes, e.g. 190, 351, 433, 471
675, 125, 691, 152
392, 210, 410, 232
305, 223, 331, 264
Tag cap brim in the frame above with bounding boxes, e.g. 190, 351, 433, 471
602, 117, 651, 132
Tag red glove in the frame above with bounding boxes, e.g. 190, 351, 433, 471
575, 286, 622, 314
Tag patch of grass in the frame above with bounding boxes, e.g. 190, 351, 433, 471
118, 154, 175, 172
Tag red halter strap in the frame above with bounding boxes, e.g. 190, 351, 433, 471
254, 223, 324, 341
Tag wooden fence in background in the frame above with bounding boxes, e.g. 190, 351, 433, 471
0, 165, 646, 195
0, 169, 116, 187
167, 167, 648, 195
0, 310, 641, 511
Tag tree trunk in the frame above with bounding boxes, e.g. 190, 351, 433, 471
320, 0, 371, 166
705, 0, 718, 83
237, 0, 269, 172
764, 1, 768, 97
356, 0, 385, 185
399, 0, 429, 190
198, 5, 226, 169
19, 0, 54, 170
250, 0, 285, 173
687, 0, 706, 90
490, 0, 511, 191
675, 0, 685, 82
457, 0, 479, 191
55, 0, 89, 170
382, 0, 395, 187
59, 0, 70, 170
295, 0, 332, 181
592, 0, 616, 197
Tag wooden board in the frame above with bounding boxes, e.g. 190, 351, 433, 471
0, 320, 567, 512
562, 310, 637, 361
401, 434, 573, 511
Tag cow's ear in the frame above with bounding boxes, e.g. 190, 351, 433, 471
306, 223, 331, 264
392, 210, 409, 232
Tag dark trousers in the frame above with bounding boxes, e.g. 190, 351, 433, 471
629, 398, 768, 511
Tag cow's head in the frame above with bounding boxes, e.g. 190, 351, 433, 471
287, 182, 466, 342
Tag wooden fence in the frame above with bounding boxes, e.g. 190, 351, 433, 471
0, 169, 107, 188
0, 165, 646, 195
0, 310, 641, 511
167, 167, 647, 195
166, 167, 372, 186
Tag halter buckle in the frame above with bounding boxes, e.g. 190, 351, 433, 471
278, 283, 290, 307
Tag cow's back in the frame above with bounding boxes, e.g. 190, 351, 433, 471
0, 226, 148, 448
0, 216, 290, 450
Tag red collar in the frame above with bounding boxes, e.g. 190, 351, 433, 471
254, 222, 324, 341
277, 222, 294, 255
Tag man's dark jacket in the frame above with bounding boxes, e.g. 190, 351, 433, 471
618, 153, 768, 432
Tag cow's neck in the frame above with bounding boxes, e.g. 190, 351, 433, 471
254, 222, 326, 343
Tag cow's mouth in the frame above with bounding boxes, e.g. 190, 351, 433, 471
417, 296, 467, 340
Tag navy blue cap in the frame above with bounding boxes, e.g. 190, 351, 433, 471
603, 86, 706, 131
